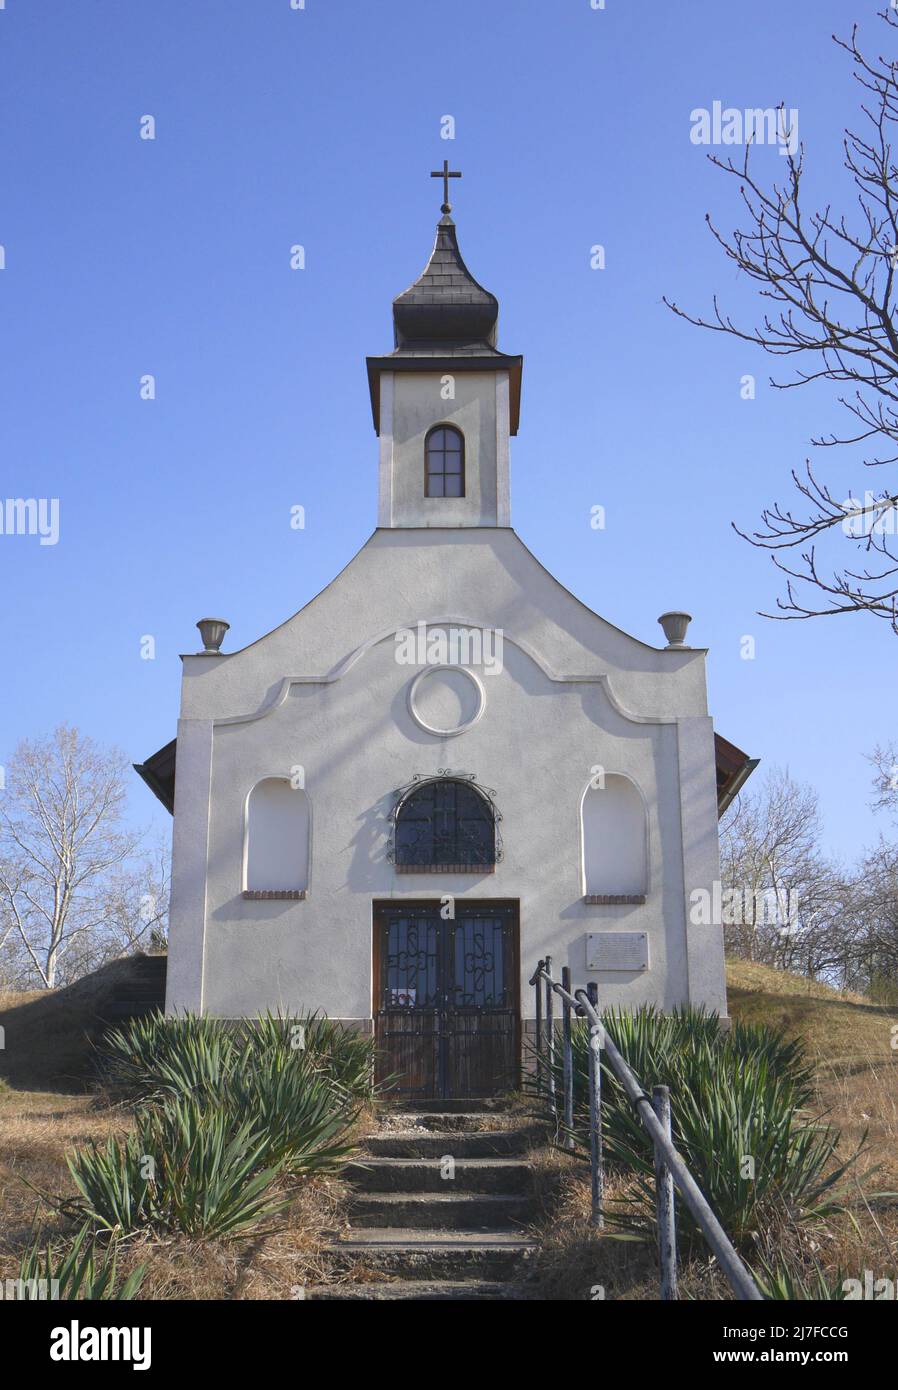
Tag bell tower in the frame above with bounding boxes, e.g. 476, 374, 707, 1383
366, 166, 523, 529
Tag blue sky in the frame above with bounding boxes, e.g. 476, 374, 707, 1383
0, 0, 893, 865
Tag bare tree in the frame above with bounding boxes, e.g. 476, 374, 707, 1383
0, 725, 166, 989
666, 9, 898, 632
869, 740, 898, 817
838, 745, 898, 1000
719, 768, 859, 979
844, 839, 898, 1000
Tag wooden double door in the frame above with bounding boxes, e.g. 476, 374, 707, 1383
374, 900, 519, 1099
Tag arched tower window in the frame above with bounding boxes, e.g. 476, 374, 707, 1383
425, 425, 465, 498
581, 774, 647, 900
244, 778, 310, 897
395, 777, 495, 872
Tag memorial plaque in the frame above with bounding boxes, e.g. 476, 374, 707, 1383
586, 932, 648, 972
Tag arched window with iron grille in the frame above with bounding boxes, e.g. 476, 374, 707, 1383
394, 776, 496, 872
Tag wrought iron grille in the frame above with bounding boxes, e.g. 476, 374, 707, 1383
375, 902, 518, 1098
452, 914, 509, 1007
383, 914, 440, 1008
391, 774, 499, 870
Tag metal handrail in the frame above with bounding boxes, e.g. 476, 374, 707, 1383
529, 958, 763, 1302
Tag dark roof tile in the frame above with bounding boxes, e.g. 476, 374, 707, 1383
392, 214, 499, 352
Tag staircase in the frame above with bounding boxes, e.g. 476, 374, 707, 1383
308, 1100, 538, 1300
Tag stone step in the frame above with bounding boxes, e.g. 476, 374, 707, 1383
324, 1228, 536, 1280
387, 1098, 512, 1114
348, 1192, 536, 1230
304, 1279, 520, 1301
406, 1112, 511, 1132
345, 1157, 532, 1194
366, 1129, 533, 1159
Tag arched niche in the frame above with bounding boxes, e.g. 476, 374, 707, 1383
581, 774, 647, 899
244, 777, 310, 896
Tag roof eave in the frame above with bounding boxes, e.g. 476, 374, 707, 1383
133, 738, 177, 815
365, 354, 523, 435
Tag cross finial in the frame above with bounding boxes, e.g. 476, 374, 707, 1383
430, 158, 462, 214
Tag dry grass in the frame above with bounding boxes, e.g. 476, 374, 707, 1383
522, 962, 898, 1299
725, 959, 898, 1286
727, 958, 898, 1185
726, 958, 897, 1066
522, 1140, 735, 1301
2, 958, 897, 1300
0, 1082, 361, 1299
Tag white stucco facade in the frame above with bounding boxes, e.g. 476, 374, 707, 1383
161, 208, 730, 1070
166, 522, 726, 1023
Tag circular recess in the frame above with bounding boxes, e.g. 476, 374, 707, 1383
407, 665, 486, 738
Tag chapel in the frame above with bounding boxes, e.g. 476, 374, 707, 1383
136, 172, 756, 1098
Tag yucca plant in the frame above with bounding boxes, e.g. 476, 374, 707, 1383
527, 1004, 856, 1252
67, 1097, 288, 1238
17, 1223, 146, 1300
100, 1008, 380, 1105
65, 1132, 154, 1233
87, 1006, 371, 1241
140, 1096, 289, 1237
601, 1039, 853, 1247
226, 1044, 358, 1172
299, 1013, 380, 1098
725, 1018, 816, 1108
98, 1011, 235, 1103
750, 1254, 849, 1300
237, 1010, 379, 1101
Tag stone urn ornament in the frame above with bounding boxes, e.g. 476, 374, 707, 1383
196, 618, 230, 654
657, 611, 692, 648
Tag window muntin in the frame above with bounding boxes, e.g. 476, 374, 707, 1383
425, 426, 465, 498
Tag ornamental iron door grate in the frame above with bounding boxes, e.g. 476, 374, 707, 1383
374, 901, 518, 1099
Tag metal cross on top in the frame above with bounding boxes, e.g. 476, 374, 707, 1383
431, 159, 461, 214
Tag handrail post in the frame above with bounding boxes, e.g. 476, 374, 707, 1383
561, 965, 574, 1151
653, 1085, 678, 1301
586, 981, 604, 1228
545, 955, 556, 1118
534, 959, 543, 1093
535, 958, 762, 1300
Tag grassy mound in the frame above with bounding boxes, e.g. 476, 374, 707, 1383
726, 959, 897, 1065
0, 954, 166, 1093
